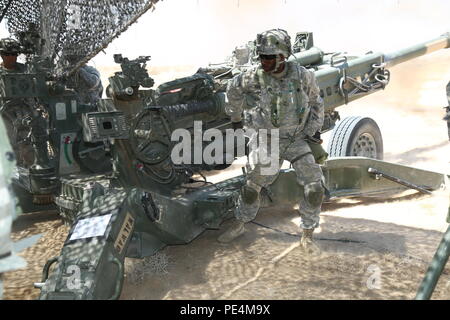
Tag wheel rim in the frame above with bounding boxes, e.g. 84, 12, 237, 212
351, 133, 377, 158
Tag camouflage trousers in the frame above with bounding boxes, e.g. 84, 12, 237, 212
235, 132, 324, 229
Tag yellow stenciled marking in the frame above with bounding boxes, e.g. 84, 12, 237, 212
114, 213, 135, 254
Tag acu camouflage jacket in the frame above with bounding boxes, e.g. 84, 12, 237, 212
225, 60, 324, 138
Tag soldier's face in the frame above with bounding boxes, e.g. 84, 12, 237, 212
1, 54, 18, 69
260, 54, 277, 72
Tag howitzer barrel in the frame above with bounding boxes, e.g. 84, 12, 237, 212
289, 47, 324, 66
164, 100, 216, 118
384, 33, 450, 68
161, 92, 226, 119
314, 32, 450, 117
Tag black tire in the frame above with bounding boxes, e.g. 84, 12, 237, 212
327, 116, 383, 160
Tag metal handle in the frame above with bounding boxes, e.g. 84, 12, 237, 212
330, 52, 347, 67
34, 256, 59, 289
41, 257, 59, 282
107, 256, 124, 300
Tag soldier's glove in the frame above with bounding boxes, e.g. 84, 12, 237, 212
306, 131, 328, 164
232, 121, 244, 130
306, 131, 323, 144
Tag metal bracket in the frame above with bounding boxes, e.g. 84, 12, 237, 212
339, 63, 390, 103
330, 52, 347, 67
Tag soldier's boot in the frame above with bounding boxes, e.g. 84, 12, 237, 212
300, 228, 321, 255
217, 220, 246, 243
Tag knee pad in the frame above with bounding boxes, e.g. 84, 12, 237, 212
304, 181, 324, 207
241, 185, 259, 205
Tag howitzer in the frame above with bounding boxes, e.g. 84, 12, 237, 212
0, 0, 163, 213
290, 32, 449, 159
36, 32, 450, 299
294, 32, 450, 135
1, 65, 112, 210
207, 31, 450, 159
0, 28, 112, 213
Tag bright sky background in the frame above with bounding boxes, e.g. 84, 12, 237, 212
89, 0, 450, 68
0, 0, 449, 68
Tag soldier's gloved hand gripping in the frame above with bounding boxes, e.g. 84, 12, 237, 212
306, 131, 323, 144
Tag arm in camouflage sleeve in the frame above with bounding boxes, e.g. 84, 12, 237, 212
78, 66, 102, 90
225, 68, 261, 123
302, 68, 324, 137
225, 74, 246, 123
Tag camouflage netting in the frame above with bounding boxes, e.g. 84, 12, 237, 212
0, 0, 161, 77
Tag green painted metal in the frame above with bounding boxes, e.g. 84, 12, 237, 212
37, 156, 448, 299
415, 224, 450, 300
288, 32, 450, 131
385, 33, 450, 68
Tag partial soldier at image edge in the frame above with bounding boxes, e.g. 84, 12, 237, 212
0, 117, 26, 300
444, 81, 450, 141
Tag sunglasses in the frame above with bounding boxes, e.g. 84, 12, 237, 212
259, 54, 277, 60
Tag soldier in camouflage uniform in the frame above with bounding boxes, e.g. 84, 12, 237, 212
0, 38, 25, 73
66, 65, 103, 106
218, 29, 325, 253
64, 52, 103, 106
0, 118, 26, 299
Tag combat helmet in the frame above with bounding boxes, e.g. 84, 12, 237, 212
0, 38, 21, 55
255, 29, 292, 57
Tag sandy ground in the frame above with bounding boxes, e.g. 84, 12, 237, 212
2, 51, 450, 300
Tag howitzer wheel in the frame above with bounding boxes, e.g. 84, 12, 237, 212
327, 116, 383, 160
